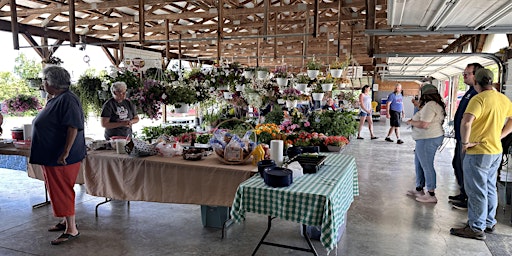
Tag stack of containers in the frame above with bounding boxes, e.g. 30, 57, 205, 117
380, 98, 388, 116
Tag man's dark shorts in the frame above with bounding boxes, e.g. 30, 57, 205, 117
389, 110, 401, 127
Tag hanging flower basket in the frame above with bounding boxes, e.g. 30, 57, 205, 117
277, 98, 285, 104
28, 78, 42, 89
330, 69, 343, 78
175, 103, 189, 113
321, 83, 334, 92
312, 92, 324, 101
223, 92, 233, 99
257, 70, 268, 80
243, 70, 254, 79
286, 100, 298, 108
307, 70, 319, 79
276, 78, 288, 87
295, 83, 308, 92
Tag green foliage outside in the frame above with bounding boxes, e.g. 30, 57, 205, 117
13, 53, 42, 80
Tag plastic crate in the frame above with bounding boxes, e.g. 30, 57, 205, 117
201, 205, 230, 228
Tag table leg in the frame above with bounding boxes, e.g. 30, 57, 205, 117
251, 216, 318, 256
32, 184, 51, 209
95, 198, 112, 217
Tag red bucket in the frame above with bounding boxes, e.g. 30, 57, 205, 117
11, 128, 24, 140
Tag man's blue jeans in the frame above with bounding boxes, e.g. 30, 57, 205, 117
463, 153, 501, 231
414, 135, 444, 191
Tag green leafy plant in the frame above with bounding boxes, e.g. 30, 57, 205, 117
307, 59, 322, 70
330, 58, 350, 69
43, 56, 63, 66
263, 104, 284, 125
312, 84, 324, 93
108, 70, 143, 91
319, 77, 335, 84
72, 74, 105, 117
306, 111, 358, 137
196, 133, 213, 144
296, 74, 310, 84
137, 124, 195, 142
13, 54, 42, 81
168, 85, 197, 105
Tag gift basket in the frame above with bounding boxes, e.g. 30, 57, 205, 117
209, 119, 257, 165
125, 138, 159, 157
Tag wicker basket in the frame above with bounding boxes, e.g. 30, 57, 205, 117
213, 118, 256, 165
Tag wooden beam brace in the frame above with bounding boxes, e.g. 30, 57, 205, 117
101, 46, 118, 66
20, 31, 44, 59
69, 0, 76, 47
507, 34, 512, 47
442, 35, 472, 53
10, 0, 19, 50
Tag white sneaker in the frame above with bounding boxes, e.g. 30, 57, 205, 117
407, 189, 424, 197
416, 194, 438, 203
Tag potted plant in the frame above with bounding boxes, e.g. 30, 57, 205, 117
311, 84, 324, 101
324, 135, 349, 152
169, 84, 197, 113
330, 58, 349, 78
255, 66, 268, 80
282, 87, 301, 108
43, 56, 64, 66
73, 74, 105, 117
273, 66, 289, 87
306, 59, 322, 79
243, 67, 255, 79
294, 74, 309, 91
319, 76, 335, 91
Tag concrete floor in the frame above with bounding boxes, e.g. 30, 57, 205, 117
1, 121, 512, 256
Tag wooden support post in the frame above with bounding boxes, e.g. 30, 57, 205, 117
217, 0, 223, 63
119, 22, 124, 66
313, 0, 319, 38
165, 19, 171, 69
365, 0, 376, 57
337, 0, 341, 58
10, 0, 19, 50
138, 0, 145, 45
69, 0, 76, 47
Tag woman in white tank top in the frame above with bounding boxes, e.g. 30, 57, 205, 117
357, 85, 377, 139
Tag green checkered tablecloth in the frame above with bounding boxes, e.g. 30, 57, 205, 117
231, 154, 358, 251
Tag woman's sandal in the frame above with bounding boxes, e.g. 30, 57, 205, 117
357, 137, 364, 140
48, 223, 66, 232
48, 223, 78, 232
51, 233, 80, 245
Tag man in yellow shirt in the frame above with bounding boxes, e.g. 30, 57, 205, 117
450, 68, 512, 240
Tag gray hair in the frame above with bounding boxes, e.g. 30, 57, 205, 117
42, 66, 71, 90
110, 81, 128, 96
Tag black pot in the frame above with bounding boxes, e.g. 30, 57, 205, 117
264, 167, 293, 187
257, 159, 276, 178
286, 147, 303, 159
